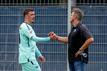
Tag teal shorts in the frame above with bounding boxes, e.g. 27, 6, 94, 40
21, 60, 41, 71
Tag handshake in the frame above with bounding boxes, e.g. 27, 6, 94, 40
48, 32, 58, 41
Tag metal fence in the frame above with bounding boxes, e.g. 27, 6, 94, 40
0, 0, 67, 5
0, 0, 107, 71
76, 0, 107, 5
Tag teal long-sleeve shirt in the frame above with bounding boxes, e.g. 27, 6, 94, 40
19, 23, 50, 63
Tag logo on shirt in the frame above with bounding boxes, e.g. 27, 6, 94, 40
80, 53, 87, 58
29, 30, 32, 33
73, 29, 76, 33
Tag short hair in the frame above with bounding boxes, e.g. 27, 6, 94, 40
71, 8, 84, 21
23, 8, 34, 17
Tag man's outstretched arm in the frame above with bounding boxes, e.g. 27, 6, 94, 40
56, 36, 68, 44
48, 32, 68, 44
31, 35, 51, 42
20, 25, 52, 42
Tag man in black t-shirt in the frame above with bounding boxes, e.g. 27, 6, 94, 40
49, 8, 94, 71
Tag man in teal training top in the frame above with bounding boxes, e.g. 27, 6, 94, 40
19, 8, 54, 71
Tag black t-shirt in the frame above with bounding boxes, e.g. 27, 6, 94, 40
68, 23, 92, 63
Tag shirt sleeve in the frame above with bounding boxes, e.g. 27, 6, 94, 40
35, 47, 42, 57
20, 25, 51, 42
80, 25, 92, 39
31, 35, 51, 42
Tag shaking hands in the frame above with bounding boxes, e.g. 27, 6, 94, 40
48, 32, 58, 41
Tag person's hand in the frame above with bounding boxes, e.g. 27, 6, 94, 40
75, 50, 83, 57
38, 56, 46, 63
48, 32, 58, 40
